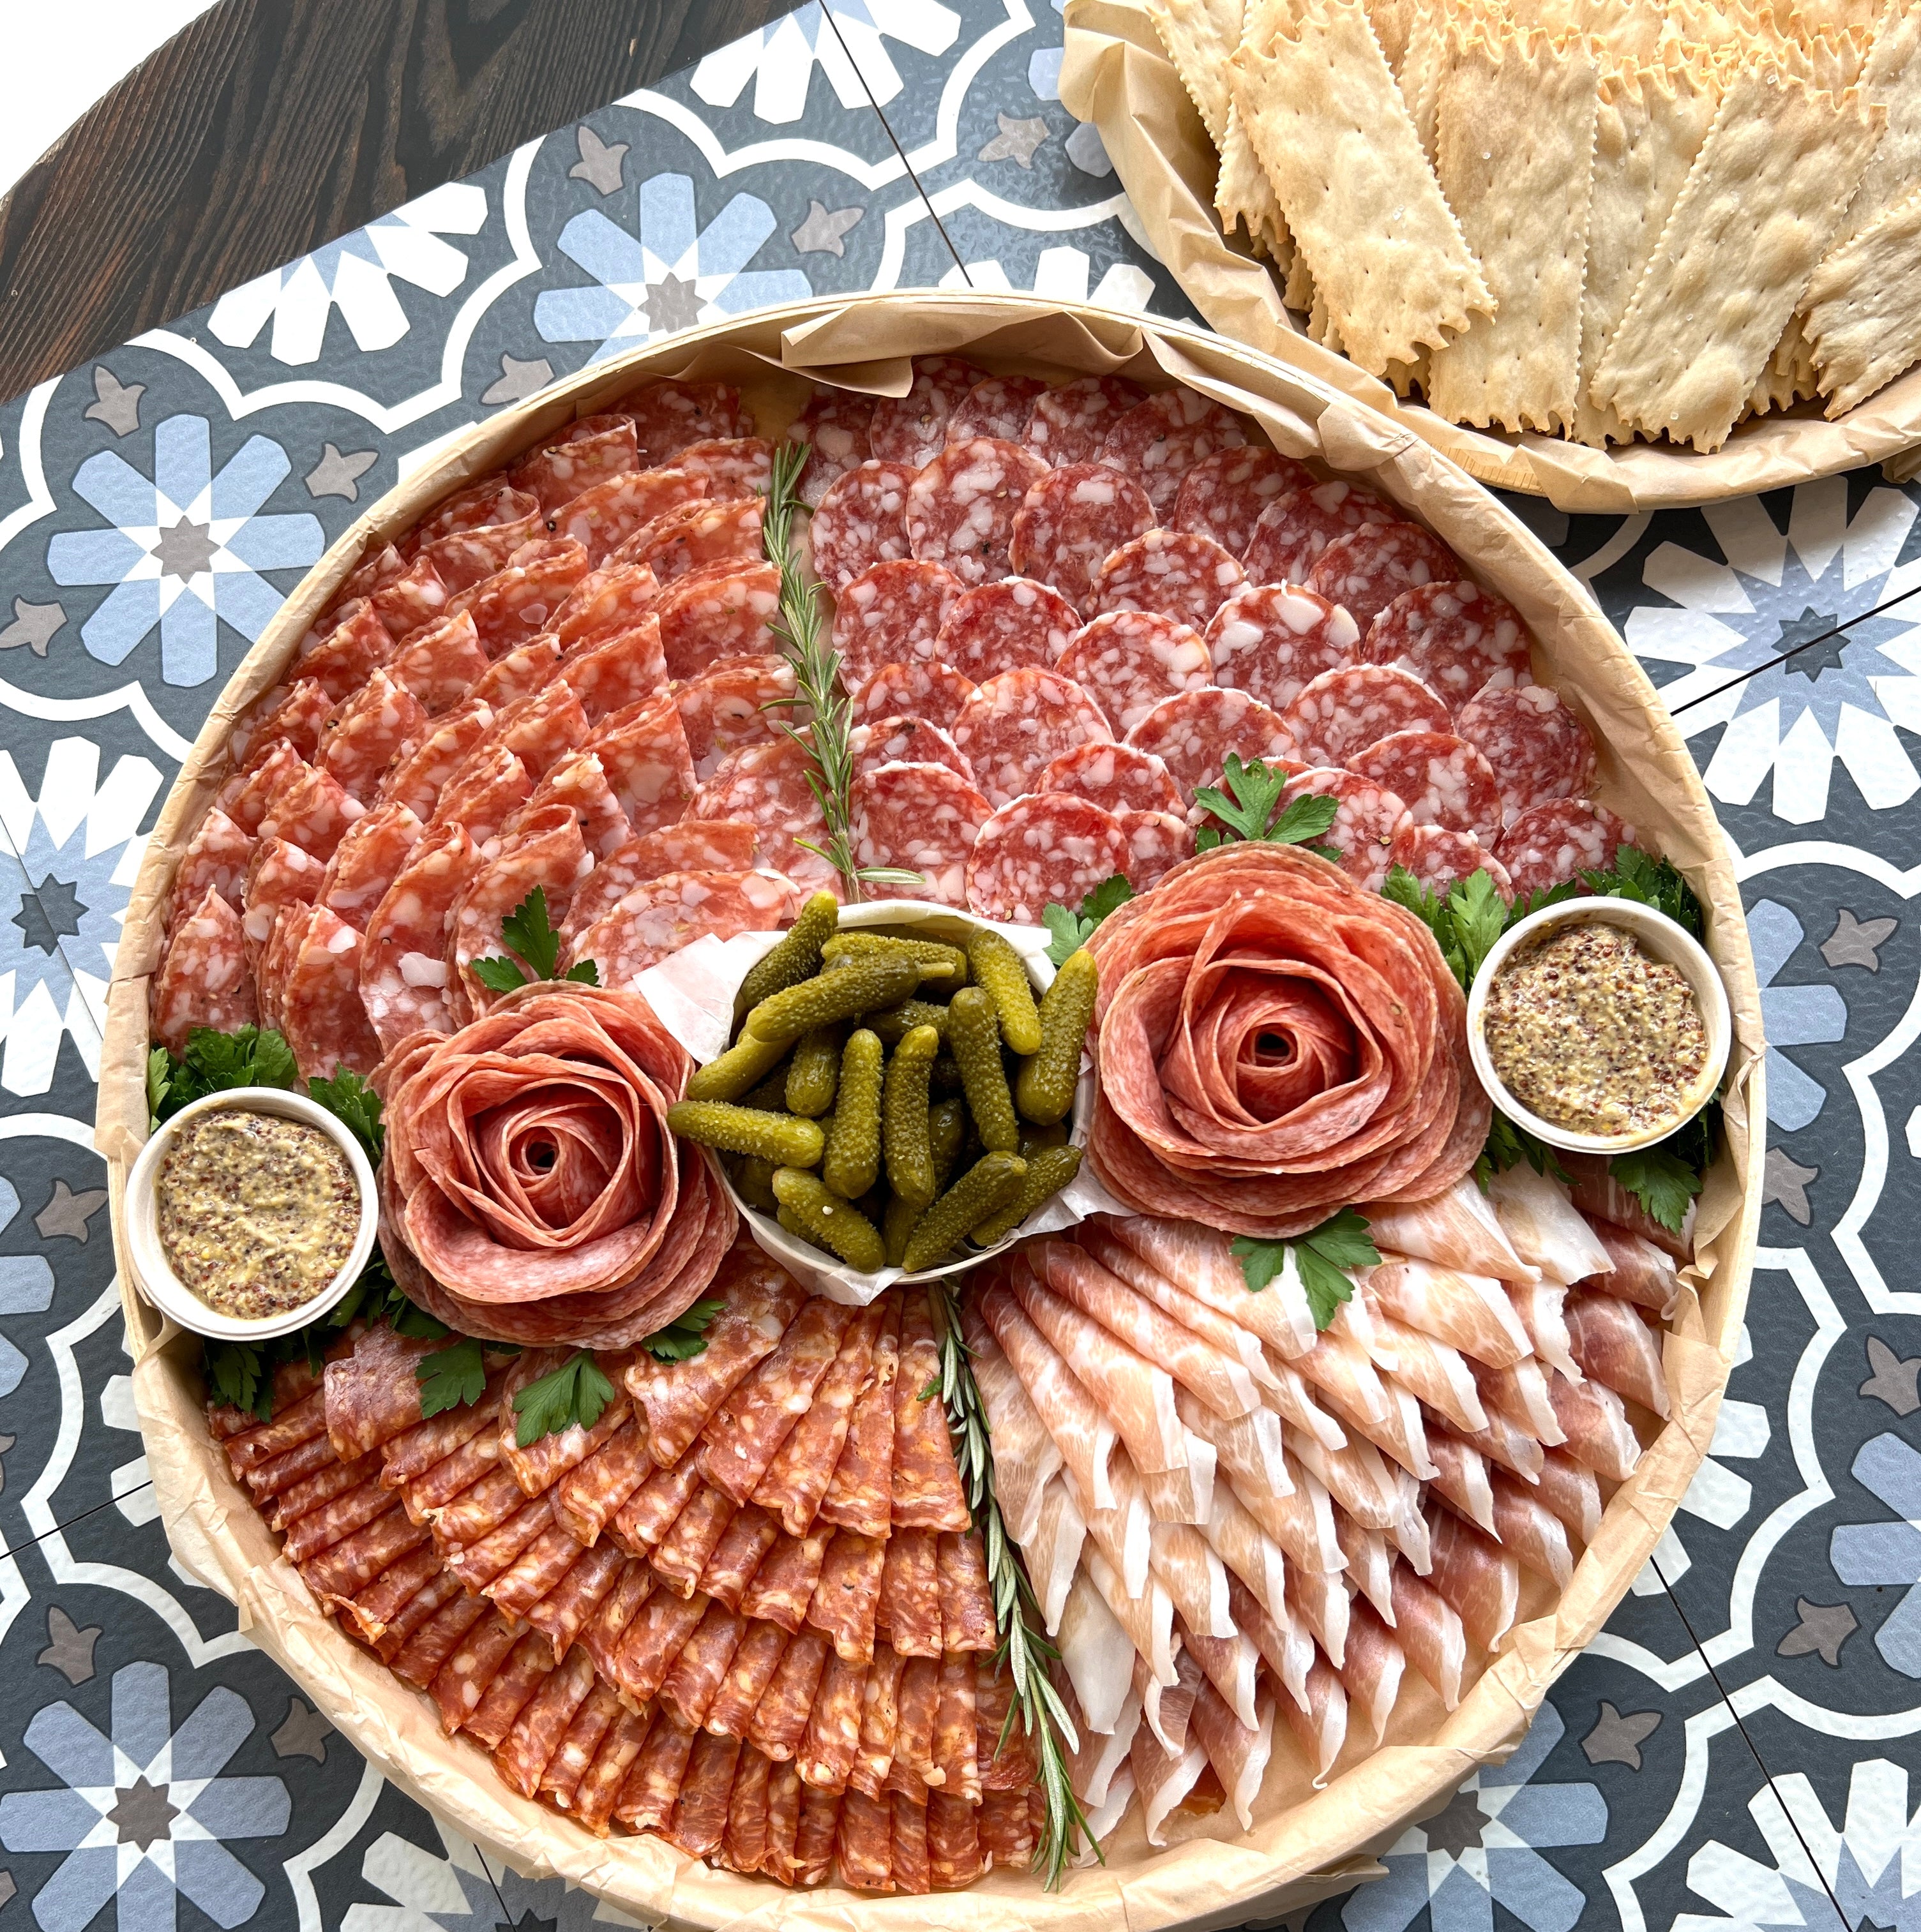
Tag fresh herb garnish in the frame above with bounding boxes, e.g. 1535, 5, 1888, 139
306, 1065, 384, 1164
511, 1349, 617, 1448
416, 1335, 497, 1418
1041, 873, 1133, 968
1193, 754, 1341, 857
471, 887, 600, 994
1381, 865, 1509, 990
206, 1338, 271, 1420
149, 1024, 298, 1129
642, 1297, 726, 1362
1476, 1110, 1571, 1189
1609, 1099, 1721, 1232
1232, 1206, 1381, 1329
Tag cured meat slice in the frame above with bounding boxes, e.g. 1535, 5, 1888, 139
379, 700, 493, 823
952, 666, 1114, 809
838, 1788, 893, 1889
1281, 663, 1451, 767
520, 749, 631, 860
793, 1781, 842, 1883
569, 867, 802, 985
1089, 528, 1246, 633
282, 905, 380, 1079
426, 745, 532, 846
587, 691, 697, 837
688, 735, 834, 886
966, 792, 1131, 922
1058, 610, 1212, 734
926, 1790, 982, 1889
810, 461, 915, 591
1347, 729, 1502, 838
750, 1628, 833, 1760
788, 387, 876, 505
553, 1427, 652, 1550
850, 1645, 907, 1797
934, 576, 1079, 683
319, 670, 428, 804
616, 378, 751, 465
1305, 521, 1463, 629
672, 436, 774, 502
386, 611, 489, 715
1205, 581, 1362, 711
616, 1458, 702, 1552
1008, 461, 1154, 610
1124, 686, 1297, 804
819, 1299, 899, 1538
410, 476, 534, 552
232, 678, 336, 768
850, 761, 992, 907
1582, 1220, 1681, 1317
658, 1600, 746, 1726
319, 801, 424, 924
1364, 580, 1532, 710
539, 1676, 621, 1806
611, 497, 764, 587
676, 655, 797, 785
720, 1744, 775, 1870
904, 437, 1050, 585
806, 1530, 888, 1664
878, 1531, 942, 1658
1499, 800, 1634, 899
151, 888, 255, 1051
853, 661, 976, 733
360, 823, 481, 1048
848, 718, 972, 786
1458, 682, 1598, 812
1100, 389, 1249, 514
974, 1659, 1037, 1791
471, 647, 568, 735
832, 559, 963, 692
931, 1651, 981, 1801
509, 417, 639, 513
1566, 1289, 1669, 1416
740, 1529, 831, 1633
654, 1486, 741, 1598
891, 1790, 931, 1894
1243, 480, 1401, 585
240, 837, 324, 974
891, 1294, 970, 1531
1387, 823, 1511, 897
1173, 445, 1318, 556
256, 901, 312, 1035
708, 1621, 792, 1738
1037, 739, 1183, 816
657, 561, 781, 678
701, 1501, 780, 1609
553, 561, 661, 648
951, 374, 1046, 444
447, 805, 591, 1021
669, 1729, 745, 1856
483, 678, 592, 784
563, 820, 757, 944
615, 1708, 699, 1831
1117, 806, 1194, 890
937, 1533, 995, 1652
577, 1705, 652, 1833
610, 1589, 711, 1707
1023, 373, 1144, 465
868, 357, 986, 465
298, 604, 394, 702
259, 764, 364, 862
416, 509, 545, 596
754, 1303, 882, 1536
448, 539, 591, 659
557, 468, 709, 564
217, 741, 308, 840
498, 1646, 597, 1797
701, 1298, 855, 1502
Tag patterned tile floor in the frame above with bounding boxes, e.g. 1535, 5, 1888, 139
0, 3, 1916, 1926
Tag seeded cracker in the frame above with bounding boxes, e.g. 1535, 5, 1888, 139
1586, 64, 1885, 451
1233, 0, 1493, 375
1802, 179, 1921, 412
1426, 29, 1599, 432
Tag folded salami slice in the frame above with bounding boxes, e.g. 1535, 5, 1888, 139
904, 437, 1050, 585
848, 718, 972, 786
563, 821, 758, 944
952, 667, 1115, 809
467, 638, 564, 715
1498, 800, 1634, 898
380, 700, 494, 823
1346, 730, 1502, 839
319, 802, 424, 924
611, 497, 764, 586
1089, 528, 1246, 633
231, 678, 335, 768
933, 576, 1079, 684
967, 791, 1131, 922
1058, 610, 1213, 734
587, 691, 698, 837
557, 468, 709, 565
1037, 738, 1184, 816
616, 378, 752, 465
1100, 389, 1250, 514
674, 437, 773, 500
1117, 806, 1194, 890
868, 357, 986, 466
1244, 481, 1401, 586
689, 737, 835, 887
416, 508, 545, 595
480, 679, 590, 784
878, 1531, 942, 1658
1173, 445, 1317, 556
1286, 768, 1415, 892
818, 1299, 900, 1538
1458, 682, 1598, 812
655, 562, 783, 680
319, 670, 428, 805
853, 661, 977, 733
811, 461, 915, 591
676, 656, 797, 779
447, 804, 591, 1022
1124, 687, 1298, 804
1007, 461, 1154, 610
571, 868, 803, 985
850, 761, 992, 906
360, 822, 482, 1049
299, 604, 395, 701
1364, 580, 1532, 710
788, 387, 877, 506
1205, 581, 1362, 711
509, 417, 639, 513
1387, 823, 1512, 898
557, 617, 668, 725
218, 740, 308, 839
449, 539, 591, 659
151, 887, 257, 1051
1305, 521, 1464, 630
1023, 373, 1144, 466
386, 611, 490, 715
832, 560, 963, 692
259, 763, 365, 862
553, 561, 661, 648
282, 904, 381, 1079
408, 475, 536, 553
1281, 664, 1451, 767
165, 807, 254, 938
240, 837, 324, 975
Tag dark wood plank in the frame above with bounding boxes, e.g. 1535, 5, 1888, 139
0, 0, 800, 398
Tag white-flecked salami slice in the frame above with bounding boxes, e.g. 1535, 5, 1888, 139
259, 763, 365, 862
615, 380, 751, 466
656, 562, 782, 679
788, 387, 877, 506
508, 417, 639, 514
387, 613, 490, 716
1346, 730, 1502, 839
448, 805, 593, 1022
965, 794, 1132, 922
378, 700, 493, 823
1123, 687, 1298, 804
573, 869, 802, 982
850, 762, 993, 907
556, 468, 710, 565
1362, 580, 1532, 710
359, 823, 482, 1049
558, 616, 670, 726
951, 375, 1047, 444
1036, 740, 1184, 815
1281, 664, 1451, 767
951, 668, 1115, 809
319, 670, 428, 806
585, 691, 698, 837
467, 635, 561, 712
520, 749, 631, 859
562, 821, 760, 943
282, 905, 381, 1080
1243, 481, 1401, 586
1287, 768, 1414, 892
1057, 610, 1212, 735
320, 802, 425, 925
1007, 462, 1152, 611
675, 657, 798, 781
935, 578, 1079, 683
555, 557, 663, 649
811, 461, 915, 592
1022, 374, 1145, 467
1089, 528, 1246, 633
688, 737, 837, 888
849, 717, 972, 786
1099, 389, 1249, 515
1203, 581, 1361, 712
868, 358, 987, 466
673, 438, 773, 500
853, 661, 977, 732
1304, 521, 1464, 630
832, 560, 963, 692
448, 540, 590, 659
903, 438, 1050, 585
1115, 807, 1194, 890
1456, 682, 1597, 813
241, 838, 324, 976
1172, 446, 1317, 557
1498, 800, 1634, 901
1387, 823, 1512, 899
151, 887, 256, 1052
610, 497, 763, 587
166, 807, 255, 936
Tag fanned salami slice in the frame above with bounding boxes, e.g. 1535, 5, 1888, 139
1173, 446, 1317, 556
587, 691, 698, 836
379, 699, 493, 822
1089, 527, 1246, 632
217, 742, 308, 837
410, 476, 538, 553
787, 388, 876, 507
935, 576, 1079, 683
832, 560, 963, 691
449, 805, 592, 1021
151, 888, 255, 1051
1288, 768, 1415, 892
903, 438, 1049, 586
1364, 580, 1532, 710
320, 670, 428, 805
677, 657, 798, 779
559, 617, 669, 724
282, 905, 380, 1080
667, 437, 772, 500
232, 678, 333, 766
554, 562, 661, 647
1388, 823, 1512, 899
1306, 521, 1464, 630
616, 380, 751, 465
1124, 687, 1297, 803
1244, 481, 1401, 586
256, 900, 312, 1035
485, 678, 592, 782
320, 802, 425, 924
1117, 806, 1194, 890
359, 824, 480, 1049
1037, 739, 1184, 815
387, 611, 489, 715
1023, 373, 1145, 466
1099, 389, 1249, 514
868, 358, 986, 466
509, 417, 639, 513
449, 540, 591, 659
1498, 800, 1634, 899
416, 507, 545, 594
1205, 581, 1362, 710
952, 668, 1115, 809
951, 375, 1047, 444
854, 662, 976, 732
1281, 664, 1450, 767
299, 604, 393, 703
563, 821, 759, 943
1007, 461, 1154, 610
849, 717, 972, 785
850, 763, 993, 906
572, 869, 802, 984
427, 743, 532, 844
966, 793, 1131, 922
367, 554, 451, 639
166, 808, 253, 934
1456, 682, 1597, 812
469, 636, 562, 711
340, 544, 405, 601
1057, 610, 1212, 734
1347, 730, 1502, 839
658, 562, 781, 678
260, 765, 365, 862
811, 461, 915, 592
611, 498, 764, 586
522, 750, 631, 858
241, 838, 324, 975
557, 469, 709, 565
689, 736, 836, 887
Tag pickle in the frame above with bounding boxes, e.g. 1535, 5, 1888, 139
822, 931, 968, 987
865, 998, 952, 1047
744, 954, 919, 1045
740, 1061, 794, 1114
772, 1167, 886, 1271
821, 1029, 884, 1199
736, 1154, 780, 1214
667, 1100, 825, 1167
785, 1025, 841, 1117
882, 1190, 923, 1268
1018, 1120, 1070, 1159
734, 892, 839, 1021
947, 985, 1020, 1153
969, 1143, 1082, 1247
685, 1028, 790, 1104
882, 1024, 942, 1206
927, 1097, 968, 1192
966, 927, 1043, 1056
1015, 947, 1098, 1127
902, 1152, 1027, 1272
930, 1053, 965, 1097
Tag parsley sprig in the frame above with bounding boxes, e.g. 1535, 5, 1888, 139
511, 1350, 617, 1448
471, 887, 599, 994
148, 1024, 297, 1130
642, 1296, 726, 1362
1042, 873, 1133, 968
1232, 1206, 1382, 1329
1193, 754, 1341, 857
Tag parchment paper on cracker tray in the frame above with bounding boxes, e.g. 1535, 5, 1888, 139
1059, 0, 1921, 511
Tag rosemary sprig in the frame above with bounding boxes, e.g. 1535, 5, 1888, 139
761, 441, 923, 902
926, 1281, 1094, 1888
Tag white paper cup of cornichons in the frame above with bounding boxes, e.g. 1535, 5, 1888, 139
1465, 895, 1733, 1157
124, 1086, 380, 1342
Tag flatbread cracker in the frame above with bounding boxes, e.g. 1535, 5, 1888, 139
1832, 0, 1921, 244
1746, 311, 1817, 414
1399, 0, 1449, 156
1588, 64, 1885, 449
1149, 0, 1251, 145
1233, 0, 1494, 373
1426, 30, 1600, 431
1217, 99, 1296, 261
1803, 178, 1921, 410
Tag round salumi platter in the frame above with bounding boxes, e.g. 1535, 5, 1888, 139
97, 292, 1766, 1929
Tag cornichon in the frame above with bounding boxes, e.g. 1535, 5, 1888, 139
744, 953, 918, 1045
735, 1154, 780, 1214
821, 932, 968, 986
667, 1100, 825, 1167
882, 1191, 922, 1268
966, 927, 1043, 1055
685, 1028, 789, 1104
1019, 1120, 1069, 1158
882, 1024, 941, 1206
927, 1097, 968, 1192
947, 985, 1020, 1153
901, 1151, 1027, 1271
1015, 946, 1097, 1126
822, 1029, 883, 1199
785, 1026, 841, 1117
970, 1142, 1082, 1246
741, 1061, 794, 1114
734, 891, 838, 1021
865, 998, 951, 1046
772, 1167, 886, 1271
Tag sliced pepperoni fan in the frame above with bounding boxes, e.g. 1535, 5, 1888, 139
966, 793, 1131, 923
1244, 480, 1400, 586
1099, 389, 1249, 514
832, 560, 962, 691
1089, 528, 1246, 632
1023, 373, 1145, 466
904, 438, 1050, 586
811, 461, 915, 592
1286, 768, 1414, 892
935, 577, 1079, 683
615, 379, 751, 465
1124, 686, 1297, 804
1205, 581, 1361, 710
787, 387, 876, 506
1364, 580, 1533, 711
557, 469, 709, 565
1057, 610, 1212, 734
151, 888, 255, 1051
1008, 461, 1154, 610
951, 667, 1115, 809
1173, 445, 1317, 556
949, 375, 1046, 444
1498, 801, 1634, 899
1117, 807, 1194, 890
1388, 823, 1512, 899
1457, 683, 1597, 812
868, 357, 986, 466
1346, 730, 1502, 839
1281, 664, 1450, 767
850, 763, 994, 906
848, 717, 973, 785
1306, 521, 1464, 630
675, 657, 797, 780
571, 869, 803, 984
1037, 739, 1184, 815
853, 661, 976, 733
656, 563, 781, 678
689, 737, 837, 888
